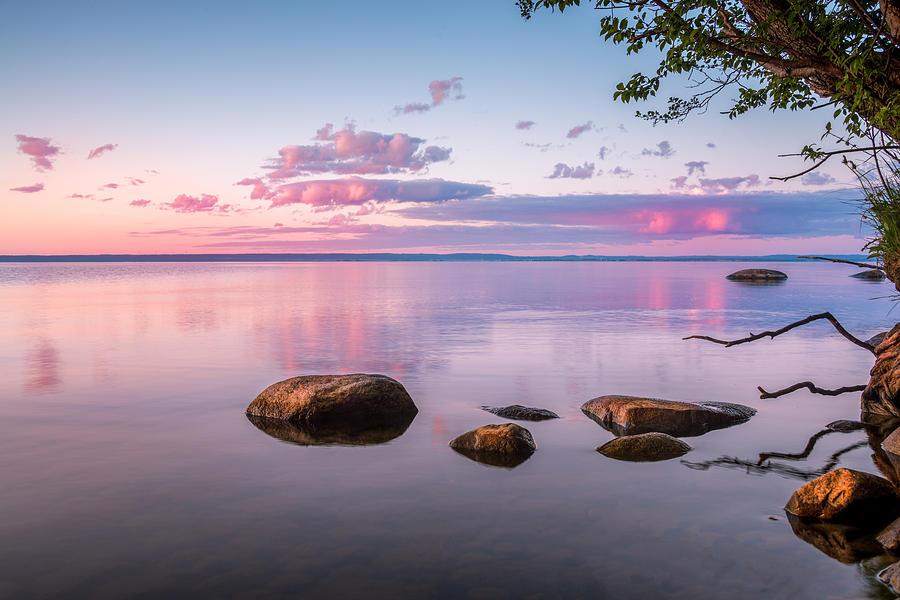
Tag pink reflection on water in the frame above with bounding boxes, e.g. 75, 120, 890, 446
24, 338, 61, 393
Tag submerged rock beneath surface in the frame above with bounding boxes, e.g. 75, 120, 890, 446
481, 405, 559, 421
246, 374, 418, 429
449, 423, 536, 468
862, 323, 900, 416
580, 395, 756, 437
866, 331, 889, 349
784, 468, 900, 525
726, 268, 788, 281
246, 413, 414, 446
852, 269, 886, 280
786, 513, 884, 564
596, 432, 691, 462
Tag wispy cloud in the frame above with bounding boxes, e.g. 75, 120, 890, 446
166, 193, 222, 213
698, 175, 759, 193
15, 135, 60, 171
395, 77, 464, 114
10, 183, 44, 193
641, 140, 674, 158
87, 143, 117, 159
269, 177, 492, 209
597, 146, 610, 160
685, 160, 708, 175
130, 199, 151, 207
547, 162, 596, 179
515, 120, 535, 130
566, 121, 593, 139
801, 172, 837, 186
612, 166, 633, 178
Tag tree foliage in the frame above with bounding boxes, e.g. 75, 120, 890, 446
517, 0, 900, 158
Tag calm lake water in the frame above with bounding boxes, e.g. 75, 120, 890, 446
1, 261, 898, 599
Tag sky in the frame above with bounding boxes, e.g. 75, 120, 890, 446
0, 0, 872, 255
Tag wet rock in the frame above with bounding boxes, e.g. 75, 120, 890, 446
246, 413, 414, 446
862, 323, 900, 416
883, 426, 900, 456
864, 415, 900, 488
826, 419, 866, 432
245, 374, 418, 429
786, 513, 884, 564
879, 561, 900, 594
596, 432, 691, 462
867, 331, 889, 348
726, 268, 787, 281
877, 516, 900, 552
449, 423, 536, 468
580, 395, 756, 437
784, 468, 900, 525
481, 405, 559, 421
852, 269, 886, 280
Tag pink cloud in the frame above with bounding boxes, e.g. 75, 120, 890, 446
235, 177, 273, 200
515, 120, 536, 130
394, 77, 464, 114
15, 135, 60, 171
566, 122, 593, 139
315, 123, 334, 140
265, 125, 451, 178
101, 183, 119, 189
10, 183, 44, 193
130, 199, 151, 207
270, 177, 492, 208
98, 197, 113, 202
127, 177, 145, 186
67, 193, 93, 199
87, 143, 117, 159
166, 193, 220, 213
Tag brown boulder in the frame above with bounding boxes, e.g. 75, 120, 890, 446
786, 513, 883, 564
596, 432, 691, 462
862, 323, 900, 416
581, 395, 756, 437
481, 405, 559, 421
877, 516, 900, 552
449, 423, 536, 467
879, 561, 900, 594
784, 468, 900, 525
726, 268, 787, 281
246, 374, 418, 427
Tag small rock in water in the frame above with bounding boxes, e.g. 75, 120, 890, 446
581, 395, 756, 437
851, 269, 885, 280
880, 561, 900, 595
596, 432, 691, 462
245, 373, 418, 426
449, 423, 536, 468
725, 268, 787, 281
826, 419, 866, 432
784, 468, 900, 525
767, 515, 780, 521
481, 405, 559, 421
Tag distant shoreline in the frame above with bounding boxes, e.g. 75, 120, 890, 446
0, 253, 873, 263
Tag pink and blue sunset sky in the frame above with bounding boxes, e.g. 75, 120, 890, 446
0, 1, 870, 255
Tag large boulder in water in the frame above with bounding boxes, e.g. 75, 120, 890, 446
481, 405, 559, 421
581, 395, 756, 437
246, 374, 418, 432
726, 268, 787, 281
851, 269, 885, 280
862, 323, 900, 416
449, 423, 536, 467
784, 468, 900, 525
596, 432, 691, 462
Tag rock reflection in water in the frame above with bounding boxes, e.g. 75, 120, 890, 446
786, 513, 884, 564
246, 413, 415, 446
449, 447, 533, 469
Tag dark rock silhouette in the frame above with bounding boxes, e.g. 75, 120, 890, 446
726, 268, 787, 281
852, 269, 886, 280
481, 405, 559, 421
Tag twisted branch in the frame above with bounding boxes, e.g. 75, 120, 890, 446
683, 312, 875, 353
757, 381, 868, 398
797, 255, 882, 270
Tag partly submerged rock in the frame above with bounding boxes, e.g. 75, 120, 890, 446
879, 561, 900, 594
862, 323, 900, 416
784, 468, 900, 525
786, 513, 884, 564
726, 268, 787, 281
246, 374, 418, 429
596, 432, 691, 462
580, 395, 756, 437
481, 405, 559, 421
449, 423, 536, 468
852, 269, 886, 280
246, 413, 414, 446
883, 426, 900, 456
877, 516, 900, 552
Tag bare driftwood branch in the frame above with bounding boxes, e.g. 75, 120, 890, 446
757, 381, 868, 399
797, 255, 882, 270
683, 312, 875, 354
